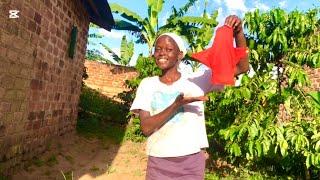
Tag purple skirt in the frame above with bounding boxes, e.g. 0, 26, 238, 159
146, 151, 206, 180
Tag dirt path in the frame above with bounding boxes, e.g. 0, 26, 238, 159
12, 134, 147, 180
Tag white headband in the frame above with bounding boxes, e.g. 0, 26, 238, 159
156, 33, 187, 56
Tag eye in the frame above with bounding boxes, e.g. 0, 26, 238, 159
154, 48, 161, 52
166, 48, 173, 52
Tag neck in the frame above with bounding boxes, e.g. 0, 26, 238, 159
160, 68, 181, 84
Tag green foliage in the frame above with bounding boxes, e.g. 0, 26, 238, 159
206, 8, 320, 178
120, 36, 134, 65
110, 2, 158, 52
77, 86, 129, 143
124, 117, 146, 142
46, 155, 58, 167
77, 111, 126, 144
308, 91, 320, 113
79, 86, 129, 124
85, 49, 113, 63
100, 35, 134, 66
204, 167, 293, 180
0, 175, 7, 180
61, 170, 73, 180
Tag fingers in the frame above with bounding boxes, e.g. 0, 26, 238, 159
175, 93, 208, 106
196, 96, 208, 101
185, 96, 208, 103
224, 15, 241, 29
175, 93, 184, 102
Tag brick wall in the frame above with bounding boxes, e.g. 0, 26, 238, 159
0, 0, 89, 173
83, 61, 138, 98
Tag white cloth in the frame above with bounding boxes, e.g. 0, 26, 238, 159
130, 70, 214, 157
156, 33, 187, 56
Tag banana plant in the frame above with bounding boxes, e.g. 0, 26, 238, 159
110, 0, 217, 59
100, 35, 134, 66
110, 0, 164, 55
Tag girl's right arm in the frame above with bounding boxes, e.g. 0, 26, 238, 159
138, 94, 207, 136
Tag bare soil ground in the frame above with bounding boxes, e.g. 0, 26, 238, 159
12, 134, 147, 180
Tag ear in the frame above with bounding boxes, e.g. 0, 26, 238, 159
178, 51, 184, 60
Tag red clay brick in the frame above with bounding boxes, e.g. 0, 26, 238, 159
34, 12, 41, 24
27, 20, 36, 32
1, 102, 11, 112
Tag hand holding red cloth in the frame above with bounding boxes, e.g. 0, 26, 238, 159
192, 25, 247, 85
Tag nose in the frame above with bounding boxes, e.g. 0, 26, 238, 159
158, 49, 167, 56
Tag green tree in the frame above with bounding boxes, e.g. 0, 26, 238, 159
86, 23, 113, 63
110, 0, 165, 55
206, 8, 320, 177
100, 35, 134, 66
85, 49, 113, 63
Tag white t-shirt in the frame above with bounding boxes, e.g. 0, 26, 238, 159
130, 69, 217, 157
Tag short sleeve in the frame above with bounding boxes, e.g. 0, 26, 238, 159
130, 78, 152, 114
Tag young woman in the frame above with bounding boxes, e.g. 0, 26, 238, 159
130, 15, 249, 180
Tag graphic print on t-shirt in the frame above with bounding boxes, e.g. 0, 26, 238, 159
151, 91, 184, 123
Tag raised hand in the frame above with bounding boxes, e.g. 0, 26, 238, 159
174, 93, 208, 106
224, 15, 243, 34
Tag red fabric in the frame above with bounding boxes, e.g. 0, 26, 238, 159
192, 25, 247, 85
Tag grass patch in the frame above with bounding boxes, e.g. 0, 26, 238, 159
63, 155, 74, 164
106, 164, 116, 174
205, 169, 280, 180
77, 86, 129, 143
0, 175, 7, 180
46, 155, 58, 167
124, 117, 146, 142
44, 170, 51, 176
89, 166, 100, 172
33, 158, 45, 167
77, 111, 126, 144
79, 86, 129, 124
204, 163, 296, 180
61, 170, 73, 180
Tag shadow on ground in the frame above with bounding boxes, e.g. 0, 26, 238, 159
11, 86, 147, 179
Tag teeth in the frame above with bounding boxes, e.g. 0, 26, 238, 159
159, 58, 167, 63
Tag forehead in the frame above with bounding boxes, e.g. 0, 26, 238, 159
155, 35, 178, 47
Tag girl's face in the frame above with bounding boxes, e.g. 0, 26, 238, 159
153, 35, 183, 71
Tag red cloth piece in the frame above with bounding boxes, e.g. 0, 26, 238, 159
192, 25, 247, 85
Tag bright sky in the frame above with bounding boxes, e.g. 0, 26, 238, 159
87, 0, 319, 66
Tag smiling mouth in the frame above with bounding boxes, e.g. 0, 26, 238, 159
158, 58, 167, 63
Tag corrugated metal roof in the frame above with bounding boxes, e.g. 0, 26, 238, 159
82, 0, 115, 31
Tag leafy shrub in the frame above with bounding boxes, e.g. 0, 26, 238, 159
124, 116, 146, 142
77, 110, 126, 144
77, 86, 128, 143
79, 86, 129, 124
205, 8, 320, 178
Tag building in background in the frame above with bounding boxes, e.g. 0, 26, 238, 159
0, 0, 114, 174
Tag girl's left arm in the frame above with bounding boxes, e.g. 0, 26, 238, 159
234, 30, 249, 75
